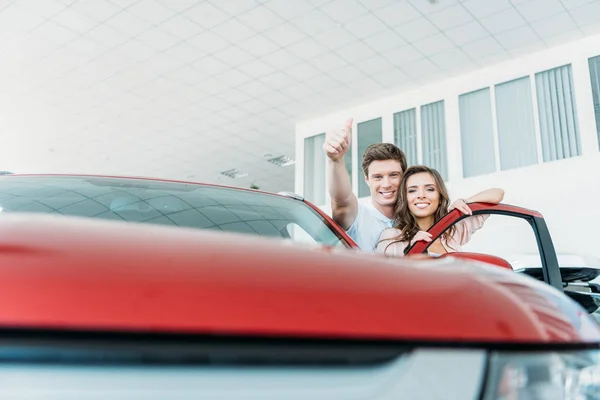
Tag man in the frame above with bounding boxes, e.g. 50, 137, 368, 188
322, 118, 407, 252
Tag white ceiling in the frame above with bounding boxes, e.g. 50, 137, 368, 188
0, 0, 599, 192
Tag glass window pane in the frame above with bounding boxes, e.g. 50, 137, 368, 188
303, 133, 326, 205
459, 88, 496, 177
589, 55, 600, 150
393, 108, 417, 166
357, 118, 383, 198
495, 77, 538, 170
535, 64, 581, 162
421, 101, 448, 180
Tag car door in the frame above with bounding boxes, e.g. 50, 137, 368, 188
405, 202, 563, 291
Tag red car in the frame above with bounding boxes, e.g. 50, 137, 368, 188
0, 174, 599, 399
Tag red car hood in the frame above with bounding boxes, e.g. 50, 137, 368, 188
0, 213, 597, 343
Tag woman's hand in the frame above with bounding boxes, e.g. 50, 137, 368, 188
449, 198, 472, 215
410, 230, 432, 245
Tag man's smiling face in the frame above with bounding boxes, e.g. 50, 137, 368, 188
365, 160, 404, 210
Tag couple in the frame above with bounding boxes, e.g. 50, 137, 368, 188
323, 118, 504, 256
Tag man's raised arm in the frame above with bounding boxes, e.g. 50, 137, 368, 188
322, 118, 358, 230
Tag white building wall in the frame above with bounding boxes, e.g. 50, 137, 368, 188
295, 34, 600, 256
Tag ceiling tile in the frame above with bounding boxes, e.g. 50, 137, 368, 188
258, 90, 293, 106
394, 17, 439, 42
239, 59, 276, 78
287, 37, 329, 59
211, 18, 257, 42
213, 45, 255, 67
162, 42, 205, 64
127, 0, 177, 24
65, 36, 110, 59
259, 71, 298, 89
237, 34, 280, 57
262, 22, 307, 47
428, 4, 473, 30
308, 52, 348, 72
570, 1, 600, 27
302, 74, 342, 91
383, 44, 424, 65
115, 39, 157, 61
15, 0, 65, 20
371, 67, 408, 86
429, 47, 472, 69
159, 16, 204, 40
335, 41, 377, 62
560, 0, 596, 10
362, 29, 406, 52
312, 26, 356, 49
290, 9, 337, 34
532, 12, 577, 39
319, 0, 368, 23
186, 31, 231, 54
106, 10, 153, 37
345, 76, 383, 94
580, 22, 600, 36
479, 8, 527, 34
213, 68, 254, 86
461, 36, 505, 58
158, 0, 202, 13
265, 0, 314, 19
401, 57, 439, 77
166, 65, 208, 86
237, 5, 283, 31
196, 77, 232, 95
136, 27, 181, 52
328, 64, 364, 81
32, 21, 78, 47
216, 88, 252, 104
413, 33, 454, 56
356, 0, 397, 11
186, 2, 231, 29
517, 0, 565, 22
461, 0, 512, 18
372, 1, 420, 27
284, 62, 322, 80
282, 82, 315, 100
236, 80, 274, 97
192, 55, 231, 75
208, 0, 260, 15
495, 26, 541, 50
86, 24, 131, 48
52, 7, 99, 33
70, 0, 122, 21
261, 48, 303, 68
354, 54, 395, 75
407, 0, 458, 14
346, 13, 387, 39
444, 21, 489, 46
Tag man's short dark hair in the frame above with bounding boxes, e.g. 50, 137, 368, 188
361, 143, 408, 177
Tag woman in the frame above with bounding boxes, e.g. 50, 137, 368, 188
376, 165, 504, 257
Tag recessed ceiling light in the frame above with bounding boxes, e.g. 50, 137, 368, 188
267, 155, 295, 167
220, 168, 249, 179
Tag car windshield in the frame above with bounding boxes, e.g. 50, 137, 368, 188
0, 176, 349, 248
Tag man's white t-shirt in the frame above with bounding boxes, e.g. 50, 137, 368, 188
345, 202, 395, 252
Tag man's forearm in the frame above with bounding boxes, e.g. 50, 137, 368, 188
327, 158, 353, 206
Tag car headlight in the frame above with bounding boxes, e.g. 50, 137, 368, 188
483, 351, 600, 399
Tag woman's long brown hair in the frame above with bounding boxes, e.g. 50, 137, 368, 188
384, 165, 456, 255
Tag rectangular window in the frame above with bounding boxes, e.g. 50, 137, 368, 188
458, 88, 496, 178
535, 64, 581, 162
393, 108, 418, 166
589, 55, 600, 150
495, 76, 538, 170
421, 100, 448, 180
303, 133, 326, 205
357, 118, 382, 198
